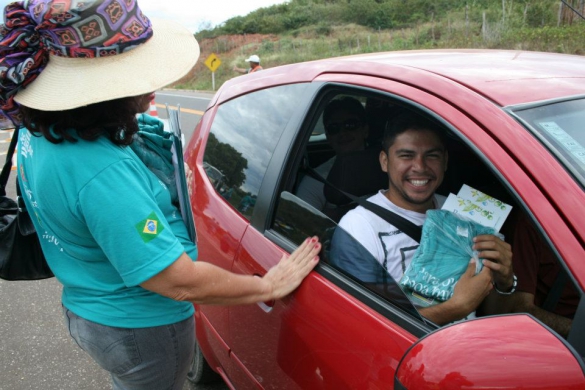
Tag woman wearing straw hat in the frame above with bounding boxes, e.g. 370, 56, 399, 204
0, 1, 320, 389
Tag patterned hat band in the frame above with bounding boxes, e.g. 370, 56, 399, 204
32, 0, 153, 58
0, 0, 154, 125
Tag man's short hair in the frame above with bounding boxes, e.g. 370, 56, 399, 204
382, 111, 446, 152
323, 96, 366, 126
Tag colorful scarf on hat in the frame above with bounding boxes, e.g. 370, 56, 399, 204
0, 0, 153, 126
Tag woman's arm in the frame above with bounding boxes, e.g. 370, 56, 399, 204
141, 237, 321, 305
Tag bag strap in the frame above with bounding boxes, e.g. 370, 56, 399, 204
1, 127, 19, 195
306, 166, 422, 243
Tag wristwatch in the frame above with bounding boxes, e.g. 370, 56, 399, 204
494, 274, 517, 295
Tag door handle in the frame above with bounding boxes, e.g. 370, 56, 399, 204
254, 273, 275, 312
257, 300, 274, 313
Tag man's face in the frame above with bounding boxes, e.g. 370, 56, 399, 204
379, 128, 448, 213
324, 111, 369, 155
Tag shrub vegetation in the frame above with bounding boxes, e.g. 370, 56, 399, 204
180, 0, 584, 91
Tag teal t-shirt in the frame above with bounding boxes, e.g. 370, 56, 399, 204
17, 129, 197, 328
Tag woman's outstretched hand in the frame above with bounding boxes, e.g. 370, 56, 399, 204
262, 236, 321, 300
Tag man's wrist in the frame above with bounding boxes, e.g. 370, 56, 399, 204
494, 274, 517, 295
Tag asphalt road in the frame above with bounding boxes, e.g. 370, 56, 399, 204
0, 91, 228, 390
155, 90, 213, 142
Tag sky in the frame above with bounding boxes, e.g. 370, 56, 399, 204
139, 0, 289, 32
0, 0, 289, 33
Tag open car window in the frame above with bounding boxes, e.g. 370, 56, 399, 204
273, 191, 423, 322
269, 85, 582, 339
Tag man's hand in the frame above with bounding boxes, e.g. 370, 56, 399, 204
449, 260, 493, 314
473, 234, 513, 292
420, 260, 492, 325
233, 65, 246, 74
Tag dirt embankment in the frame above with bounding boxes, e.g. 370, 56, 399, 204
176, 34, 277, 85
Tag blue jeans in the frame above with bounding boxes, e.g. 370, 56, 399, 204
63, 306, 195, 390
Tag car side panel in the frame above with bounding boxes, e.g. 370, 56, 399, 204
186, 108, 249, 379
194, 310, 231, 382
228, 227, 416, 389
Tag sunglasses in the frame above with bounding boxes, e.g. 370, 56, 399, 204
325, 118, 363, 135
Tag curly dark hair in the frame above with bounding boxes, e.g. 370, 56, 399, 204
19, 95, 146, 146
382, 111, 446, 153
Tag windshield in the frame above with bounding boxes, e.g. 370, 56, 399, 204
512, 98, 585, 187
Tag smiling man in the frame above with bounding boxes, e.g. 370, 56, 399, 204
332, 112, 514, 325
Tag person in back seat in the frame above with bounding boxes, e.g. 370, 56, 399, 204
297, 97, 369, 211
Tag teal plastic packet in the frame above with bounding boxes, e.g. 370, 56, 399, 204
399, 210, 502, 307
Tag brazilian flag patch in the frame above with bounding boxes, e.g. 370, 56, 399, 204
136, 212, 165, 243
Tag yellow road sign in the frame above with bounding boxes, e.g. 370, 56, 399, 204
204, 53, 221, 72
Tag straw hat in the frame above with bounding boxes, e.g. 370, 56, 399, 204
0, 0, 199, 116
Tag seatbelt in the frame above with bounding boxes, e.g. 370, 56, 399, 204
356, 198, 422, 243
542, 268, 569, 312
306, 166, 422, 243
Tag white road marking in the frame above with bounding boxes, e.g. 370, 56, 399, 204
156, 92, 211, 101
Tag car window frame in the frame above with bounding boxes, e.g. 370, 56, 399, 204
506, 98, 585, 354
249, 81, 324, 230
259, 83, 438, 337
505, 94, 585, 191
253, 80, 584, 347
203, 82, 315, 223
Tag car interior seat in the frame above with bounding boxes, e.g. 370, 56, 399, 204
322, 147, 388, 222
365, 97, 401, 149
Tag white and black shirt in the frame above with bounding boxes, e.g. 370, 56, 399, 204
336, 190, 445, 282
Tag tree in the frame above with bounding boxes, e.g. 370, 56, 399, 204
204, 133, 248, 189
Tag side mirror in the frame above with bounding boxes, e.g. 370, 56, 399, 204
395, 314, 585, 389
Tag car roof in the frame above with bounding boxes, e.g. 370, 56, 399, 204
217, 49, 585, 108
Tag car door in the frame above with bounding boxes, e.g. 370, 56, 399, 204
226, 83, 434, 389
225, 74, 585, 388
187, 103, 249, 377
188, 82, 318, 378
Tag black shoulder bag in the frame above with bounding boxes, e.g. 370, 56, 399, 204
0, 128, 53, 280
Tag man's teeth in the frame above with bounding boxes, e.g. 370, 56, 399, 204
410, 180, 429, 186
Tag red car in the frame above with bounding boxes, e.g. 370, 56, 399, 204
184, 49, 585, 389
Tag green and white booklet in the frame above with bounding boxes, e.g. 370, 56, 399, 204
441, 184, 512, 232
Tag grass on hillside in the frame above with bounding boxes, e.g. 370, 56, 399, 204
176, 16, 585, 91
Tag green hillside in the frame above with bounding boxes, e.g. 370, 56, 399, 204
176, 0, 585, 91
